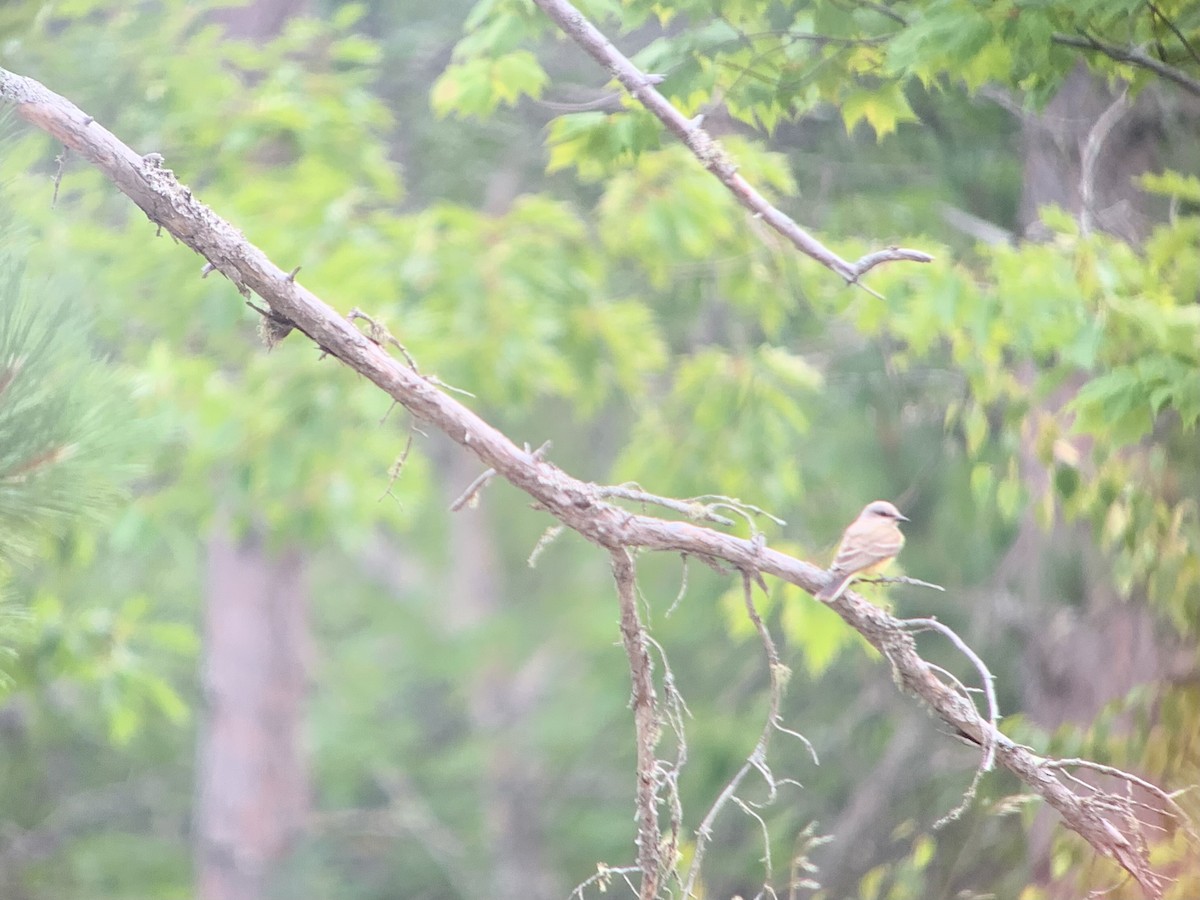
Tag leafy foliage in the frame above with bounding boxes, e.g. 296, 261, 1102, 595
2, 0, 1200, 898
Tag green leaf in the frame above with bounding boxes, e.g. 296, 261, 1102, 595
431, 52, 547, 118
970, 463, 994, 505
1139, 170, 1200, 203
840, 82, 918, 140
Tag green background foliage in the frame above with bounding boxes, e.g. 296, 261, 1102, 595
1, 0, 1198, 898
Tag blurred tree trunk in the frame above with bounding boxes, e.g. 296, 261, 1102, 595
1018, 62, 1159, 243
1010, 63, 1166, 726
210, 0, 309, 42
1005, 64, 1175, 892
195, 529, 311, 900
193, 8, 312, 900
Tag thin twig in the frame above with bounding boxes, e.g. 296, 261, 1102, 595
1042, 758, 1200, 845
666, 554, 689, 616
425, 375, 476, 398
932, 751, 988, 831
645, 633, 689, 891
1051, 32, 1200, 98
859, 0, 908, 26
527, 524, 565, 567
348, 307, 420, 371
51, 145, 68, 206
855, 574, 945, 592
451, 439, 552, 511
449, 465, 496, 511
693, 494, 788, 527
379, 430, 414, 503
537, 73, 667, 112
570, 863, 643, 900
1147, 2, 1200, 67
685, 759, 753, 899
787, 823, 832, 899
732, 794, 775, 885
901, 616, 998, 772
596, 484, 736, 527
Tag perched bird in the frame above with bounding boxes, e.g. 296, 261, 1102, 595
815, 500, 909, 602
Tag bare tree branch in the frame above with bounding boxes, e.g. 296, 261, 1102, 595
526, 0, 934, 287
1051, 32, 1200, 98
0, 66, 1190, 898
1146, 2, 1200, 68
1079, 89, 1130, 236
611, 548, 664, 900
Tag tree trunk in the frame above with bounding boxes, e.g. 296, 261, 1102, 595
1007, 63, 1175, 893
209, 0, 309, 43
1018, 62, 1159, 243
194, 528, 311, 900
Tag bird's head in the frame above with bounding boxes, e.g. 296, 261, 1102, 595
863, 500, 909, 522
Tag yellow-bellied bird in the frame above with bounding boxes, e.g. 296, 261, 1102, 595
816, 500, 908, 602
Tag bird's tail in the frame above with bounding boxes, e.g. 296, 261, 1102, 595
815, 570, 853, 603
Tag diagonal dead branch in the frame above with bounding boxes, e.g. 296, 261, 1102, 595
0, 66, 1189, 898
526, 0, 934, 288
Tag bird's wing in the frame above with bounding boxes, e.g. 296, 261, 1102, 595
830, 522, 904, 574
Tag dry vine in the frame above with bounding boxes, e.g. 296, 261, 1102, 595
681, 572, 814, 900
0, 66, 1194, 899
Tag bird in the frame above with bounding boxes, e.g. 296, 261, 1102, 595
815, 500, 909, 602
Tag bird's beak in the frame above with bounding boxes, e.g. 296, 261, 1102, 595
896, 513, 910, 522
